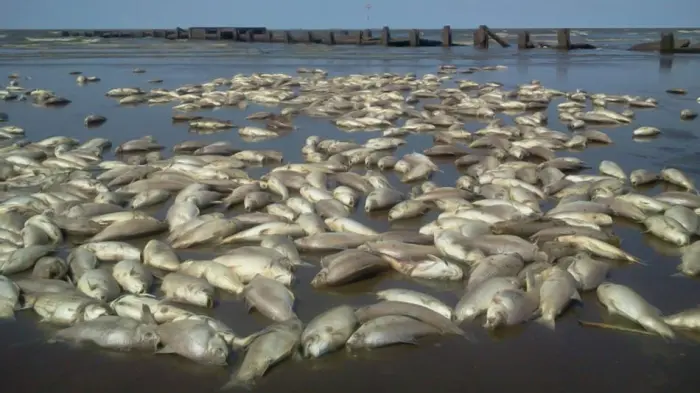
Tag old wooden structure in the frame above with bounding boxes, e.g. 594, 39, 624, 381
57, 26, 699, 53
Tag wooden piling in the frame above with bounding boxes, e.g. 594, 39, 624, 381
518, 31, 532, 49
284, 31, 293, 44
481, 25, 510, 47
189, 27, 206, 39
218, 28, 234, 40
557, 28, 571, 50
246, 30, 254, 42
441, 25, 453, 47
381, 26, 391, 46
307, 31, 314, 43
409, 29, 420, 47
660, 32, 675, 53
356, 31, 364, 45
473, 26, 488, 49
364, 29, 372, 38
326, 31, 336, 45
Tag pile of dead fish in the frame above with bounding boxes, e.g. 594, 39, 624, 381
1, 68, 700, 389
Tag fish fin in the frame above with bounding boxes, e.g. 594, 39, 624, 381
148, 267, 166, 280
571, 291, 582, 302
291, 349, 304, 362
524, 271, 537, 293
220, 377, 254, 391
426, 254, 445, 264
535, 316, 556, 330
140, 304, 157, 325
156, 345, 177, 355
294, 261, 315, 268
458, 330, 478, 342
245, 300, 255, 313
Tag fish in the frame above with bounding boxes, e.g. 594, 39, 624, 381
52, 311, 160, 351
596, 282, 674, 339
157, 319, 229, 365
223, 318, 302, 389
301, 305, 358, 358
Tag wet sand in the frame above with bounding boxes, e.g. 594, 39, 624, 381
1, 44, 700, 393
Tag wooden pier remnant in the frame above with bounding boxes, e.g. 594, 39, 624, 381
189, 27, 206, 40
473, 26, 488, 49
557, 28, 571, 50
660, 32, 675, 53
326, 31, 336, 45
481, 25, 510, 47
381, 26, 391, 46
442, 25, 453, 47
409, 30, 420, 47
52, 25, 700, 52
518, 31, 533, 49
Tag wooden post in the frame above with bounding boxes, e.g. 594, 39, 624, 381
441, 25, 453, 47
232, 29, 240, 41
364, 29, 372, 38
409, 29, 420, 47
284, 31, 293, 43
307, 31, 313, 43
660, 32, 675, 53
357, 31, 364, 45
189, 28, 206, 39
473, 26, 488, 49
518, 31, 531, 49
557, 28, 571, 50
381, 26, 391, 46
246, 30, 254, 42
326, 31, 336, 45
481, 25, 510, 47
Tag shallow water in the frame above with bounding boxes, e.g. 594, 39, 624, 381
1, 41, 700, 393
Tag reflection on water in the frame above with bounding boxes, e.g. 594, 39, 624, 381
660, 55, 674, 71
0, 43, 699, 393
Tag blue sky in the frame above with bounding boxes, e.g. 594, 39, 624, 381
3, 0, 699, 29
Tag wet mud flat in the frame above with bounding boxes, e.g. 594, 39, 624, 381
1, 47, 700, 393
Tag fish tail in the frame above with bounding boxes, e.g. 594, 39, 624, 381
458, 329, 478, 343
535, 316, 556, 330
220, 377, 254, 391
294, 261, 315, 268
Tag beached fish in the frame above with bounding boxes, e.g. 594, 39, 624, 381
596, 282, 674, 339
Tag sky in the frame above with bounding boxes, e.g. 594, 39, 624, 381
2, 0, 699, 29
